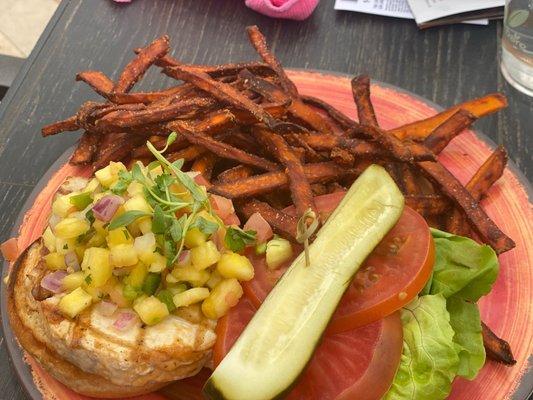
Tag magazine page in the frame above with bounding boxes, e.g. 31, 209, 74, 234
406, 0, 504, 24
334, 0, 489, 24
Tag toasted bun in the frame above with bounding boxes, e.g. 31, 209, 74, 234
7, 240, 215, 398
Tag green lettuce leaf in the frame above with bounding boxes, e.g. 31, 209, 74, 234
386, 230, 498, 399
384, 295, 459, 400
427, 228, 499, 302
447, 297, 485, 380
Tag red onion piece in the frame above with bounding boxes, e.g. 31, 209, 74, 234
213, 228, 226, 251
64, 251, 80, 271
113, 311, 139, 331
40, 271, 68, 294
210, 194, 235, 220
92, 195, 124, 222
96, 301, 118, 317
177, 250, 191, 266
243, 212, 273, 243
48, 214, 61, 229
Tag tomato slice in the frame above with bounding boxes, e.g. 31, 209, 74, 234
213, 297, 256, 367
241, 249, 293, 309
288, 312, 403, 400
213, 297, 403, 400
328, 205, 434, 333
243, 192, 434, 332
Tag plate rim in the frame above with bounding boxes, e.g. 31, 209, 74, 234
1, 68, 531, 400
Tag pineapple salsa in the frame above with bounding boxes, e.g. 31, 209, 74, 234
40, 133, 293, 327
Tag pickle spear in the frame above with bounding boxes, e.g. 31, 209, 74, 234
204, 164, 404, 400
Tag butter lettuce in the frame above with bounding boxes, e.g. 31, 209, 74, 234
384, 230, 499, 400
447, 297, 485, 380
427, 228, 499, 301
383, 295, 459, 400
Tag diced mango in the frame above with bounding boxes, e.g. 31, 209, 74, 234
206, 270, 223, 289
202, 278, 243, 319
81, 247, 112, 288
93, 220, 107, 235
83, 284, 106, 302
134, 232, 156, 264
110, 244, 138, 267
216, 252, 254, 281
167, 283, 188, 296
173, 287, 210, 308
86, 232, 106, 247
52, 194, 75, 218
107, 227, 133, 248
138, 217, 152, 235
148, 252, 166, 273
171, 266, 210, 287
266, 237, 293, 270
62, 271, 85, 292
42, 227, 56, 253
54, 217, 90, 239
123, 196, 152, 214
127, 181, 144, 197
58, 287, 92, 318
149, 165, 164, 178
44, 252, 66, 270
184, 227, 207, 248
133, 296, 169, 325
84, 178, 100, 193
191, 241, 220, 270
94, 161, 126, 188
196, 210, 220, 226
55, 238, 77, 255
124, 262, 148, 288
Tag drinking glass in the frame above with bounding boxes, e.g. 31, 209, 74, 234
501, 0, 533, 96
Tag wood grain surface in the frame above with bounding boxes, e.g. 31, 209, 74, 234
0, 0, 531, 399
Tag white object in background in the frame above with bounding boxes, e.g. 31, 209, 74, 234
406, 0, 504, 24
500, 0, 533, 96
334, 0, 488, 24
335, 0, 413, 19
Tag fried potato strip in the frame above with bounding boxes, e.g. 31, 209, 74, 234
351, 75, 379, 127
390, 93, 507, 140
252, 125, 318, 218
237, 198, 298, 241
113, 35, 170, 93
209, 162, 355, 199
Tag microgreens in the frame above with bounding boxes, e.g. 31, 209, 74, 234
116, 133, 220, 266
225, 226, 257, 253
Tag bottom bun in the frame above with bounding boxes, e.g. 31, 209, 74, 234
6, 241, 212, 398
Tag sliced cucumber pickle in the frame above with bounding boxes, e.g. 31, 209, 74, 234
204, 165, 404, 400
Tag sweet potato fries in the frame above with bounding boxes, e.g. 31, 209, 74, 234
42, 26, 516, 364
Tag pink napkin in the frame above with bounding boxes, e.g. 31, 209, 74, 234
245, 0, 319, 20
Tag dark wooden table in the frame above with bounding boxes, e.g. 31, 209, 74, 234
0, 0, 531, 398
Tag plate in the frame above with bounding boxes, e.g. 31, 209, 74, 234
1, 70, 532, 400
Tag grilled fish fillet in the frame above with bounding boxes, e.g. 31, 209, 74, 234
7, 240, 217, 398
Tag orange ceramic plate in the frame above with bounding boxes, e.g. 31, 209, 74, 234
1, 70, 532, 400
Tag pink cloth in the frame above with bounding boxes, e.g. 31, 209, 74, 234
245, 0, 319, 20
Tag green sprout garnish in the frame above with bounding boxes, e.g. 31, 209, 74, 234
108, 132, 219, 266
